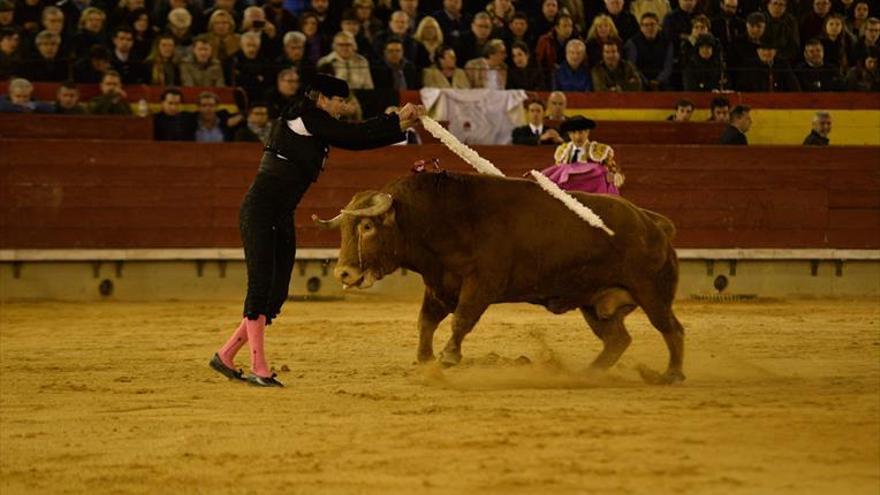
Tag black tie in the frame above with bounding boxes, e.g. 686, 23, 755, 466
572, 149, 580, 162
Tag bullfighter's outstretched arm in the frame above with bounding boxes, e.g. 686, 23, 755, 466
300, 109, 406, 151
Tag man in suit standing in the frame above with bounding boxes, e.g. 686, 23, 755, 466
719, 104, 751, 145
512, 99, 563, 145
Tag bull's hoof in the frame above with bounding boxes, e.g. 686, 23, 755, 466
439, 350, 462, 368
637, 365, 686, 385
416, 352, 435, 364
664, 369, 686, 384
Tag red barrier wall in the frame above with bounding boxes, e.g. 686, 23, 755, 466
0, 114, 153, 140
1, 140, 877, 249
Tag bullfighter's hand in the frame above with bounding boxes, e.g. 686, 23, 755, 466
397, 103, 416, 120
397, 103, 421, 129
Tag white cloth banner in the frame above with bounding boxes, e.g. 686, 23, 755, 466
419, 88, 528, 145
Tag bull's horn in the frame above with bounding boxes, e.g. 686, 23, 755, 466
311, 213, 343, 229
341, 193, 393, 217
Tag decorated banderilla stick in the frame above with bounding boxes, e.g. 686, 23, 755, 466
419, 116, 615, 236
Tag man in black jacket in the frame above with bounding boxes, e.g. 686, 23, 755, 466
736, 41, 801, 91
719, 104, 751, 145
109, 26, 145, 84
623, 13, 673, 89
53, 81, 86, 114
233, 102, 272, 143
370, 36, 420, 114
802, 111, 831, 145
512, 99, 563, 145
729, 12, 767, 72
432, 0, 471, 47
711, 0, 747, 55
153, 87, 195, 140
795, 38, 843, 91
210, 74, 425, 388
24, 30, 68, 81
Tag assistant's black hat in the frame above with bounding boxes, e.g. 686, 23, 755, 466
560, 115, 597, 134
311, 73, 350, 98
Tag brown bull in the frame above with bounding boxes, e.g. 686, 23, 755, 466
314, 171, 685, 383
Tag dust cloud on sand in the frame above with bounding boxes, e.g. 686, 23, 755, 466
1, 298, 878, 494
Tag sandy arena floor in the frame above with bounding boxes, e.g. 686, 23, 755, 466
0, 297, 878, 495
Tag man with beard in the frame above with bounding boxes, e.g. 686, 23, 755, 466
592, 41, 644, 91
711, 0, 746, 54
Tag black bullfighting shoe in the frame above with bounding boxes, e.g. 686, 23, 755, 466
209, 353, 245, 381
246, 373, 284, 388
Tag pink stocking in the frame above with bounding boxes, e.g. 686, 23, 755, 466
246, 315, 271, 377
217, 318, 248, 368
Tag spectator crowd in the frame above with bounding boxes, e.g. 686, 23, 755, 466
0, 0, 877, 139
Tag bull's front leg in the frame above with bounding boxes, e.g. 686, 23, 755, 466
417, 288, 451, 363
439, 279, 489, 367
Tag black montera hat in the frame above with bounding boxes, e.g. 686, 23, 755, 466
560, 115, 597, 133
758, 40, 778, 49
311, 74, 349, 98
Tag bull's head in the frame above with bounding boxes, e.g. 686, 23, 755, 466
312, 191, 401, 289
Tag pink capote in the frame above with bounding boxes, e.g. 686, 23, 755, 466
539, 162, 620, 195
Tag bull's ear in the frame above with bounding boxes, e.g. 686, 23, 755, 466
381, 208, 396, 227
